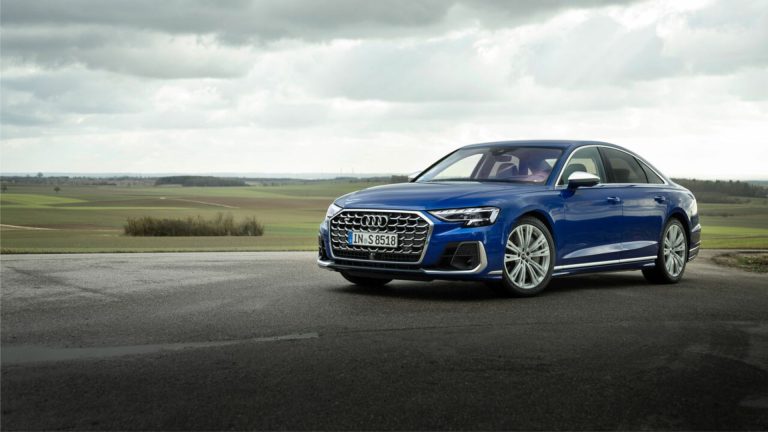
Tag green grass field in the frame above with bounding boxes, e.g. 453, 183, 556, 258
0, 182, 384, 253
697, 200, 768, 249
1, 183, 766, 252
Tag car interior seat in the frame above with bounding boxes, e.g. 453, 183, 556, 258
494, 163, 519, 179
613, 168, 630, 183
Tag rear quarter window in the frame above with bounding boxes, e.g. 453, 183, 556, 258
636, 159, 665, 184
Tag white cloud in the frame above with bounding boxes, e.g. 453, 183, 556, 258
1, 0, 767, 179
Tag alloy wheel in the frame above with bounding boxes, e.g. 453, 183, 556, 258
663, 223, 686, 277
504, 224, 551, 289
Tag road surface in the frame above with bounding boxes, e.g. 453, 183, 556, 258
1, 251, 767, 430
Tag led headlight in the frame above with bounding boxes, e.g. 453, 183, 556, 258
322, 203, 343, 229
429, 207, 499, 227
325, 203, 343, 220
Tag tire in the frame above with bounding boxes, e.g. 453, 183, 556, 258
500, 217, 555, 297
341, 272, 392, 287
643, 218, 688, 284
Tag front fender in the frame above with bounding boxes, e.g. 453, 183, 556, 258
495, 190, 563, 251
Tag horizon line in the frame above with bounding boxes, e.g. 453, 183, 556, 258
1, 171, 766, 182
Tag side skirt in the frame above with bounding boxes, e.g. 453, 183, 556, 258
552, 256, 657, 277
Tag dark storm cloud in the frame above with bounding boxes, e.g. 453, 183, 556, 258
1, 27, 251, 78
0, 0, 642, 80
1, 0, 638, 42
1, 0, 445, 42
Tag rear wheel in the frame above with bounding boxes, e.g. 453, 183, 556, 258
341, 272, 392, 287
500, 217, 555, 296
643, 218, 688, 284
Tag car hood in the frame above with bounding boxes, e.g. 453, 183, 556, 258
335, 181, 545, 210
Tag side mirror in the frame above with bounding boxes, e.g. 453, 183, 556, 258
407, 171, 421, 182
567, 171, 600, 189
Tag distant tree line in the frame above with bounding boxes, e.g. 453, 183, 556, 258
0, 175, 149, 187
672, 178, 768, 203
6, 174, 762, 202
154, 176, 247, 187
0, 174, 412, 188
0, 175, 116, 186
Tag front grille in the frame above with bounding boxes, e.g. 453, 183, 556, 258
329, 210, 431, 263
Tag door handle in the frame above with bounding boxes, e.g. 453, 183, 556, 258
606, 196, 622, 204
654, 195, 666, 204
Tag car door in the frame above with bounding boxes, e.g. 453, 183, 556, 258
556, 147, 623, 268
599, 147, 667, 261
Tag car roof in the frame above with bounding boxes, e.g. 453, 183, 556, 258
461, 140, 624, 151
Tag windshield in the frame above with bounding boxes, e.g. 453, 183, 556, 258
416, 146, 564, 184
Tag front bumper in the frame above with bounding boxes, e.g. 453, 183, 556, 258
318, 210, 504, 281
317, 242, 497, 281
687, 223, 702, 262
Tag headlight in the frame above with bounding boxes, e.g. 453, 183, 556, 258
325, 203, 343, 220
429, 207, 499, 227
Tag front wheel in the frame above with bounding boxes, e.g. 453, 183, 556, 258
341, 272, 392, 287
500, 217, 555, 296
643, 218, 688, 284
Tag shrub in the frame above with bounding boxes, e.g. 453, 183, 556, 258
124, 213, 264, 236
236, 216, 265, 236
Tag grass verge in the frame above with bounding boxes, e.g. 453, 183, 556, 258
712, 252, 768, 273
1, 184, 767, 253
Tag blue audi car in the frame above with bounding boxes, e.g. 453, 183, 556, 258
318, 140, 700, 296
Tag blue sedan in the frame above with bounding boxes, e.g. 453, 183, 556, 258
318, 140, 701, 296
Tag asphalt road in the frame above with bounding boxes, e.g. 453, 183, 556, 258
1, 250, 767, 430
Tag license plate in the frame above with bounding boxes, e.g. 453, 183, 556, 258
348, 231, 398, 248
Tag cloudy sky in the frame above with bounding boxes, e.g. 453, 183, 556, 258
1, 0, 766, 179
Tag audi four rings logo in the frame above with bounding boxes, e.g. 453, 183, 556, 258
362, 215, 389, 227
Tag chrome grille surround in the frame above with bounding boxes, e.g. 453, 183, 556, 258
329, 209, 433, 264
